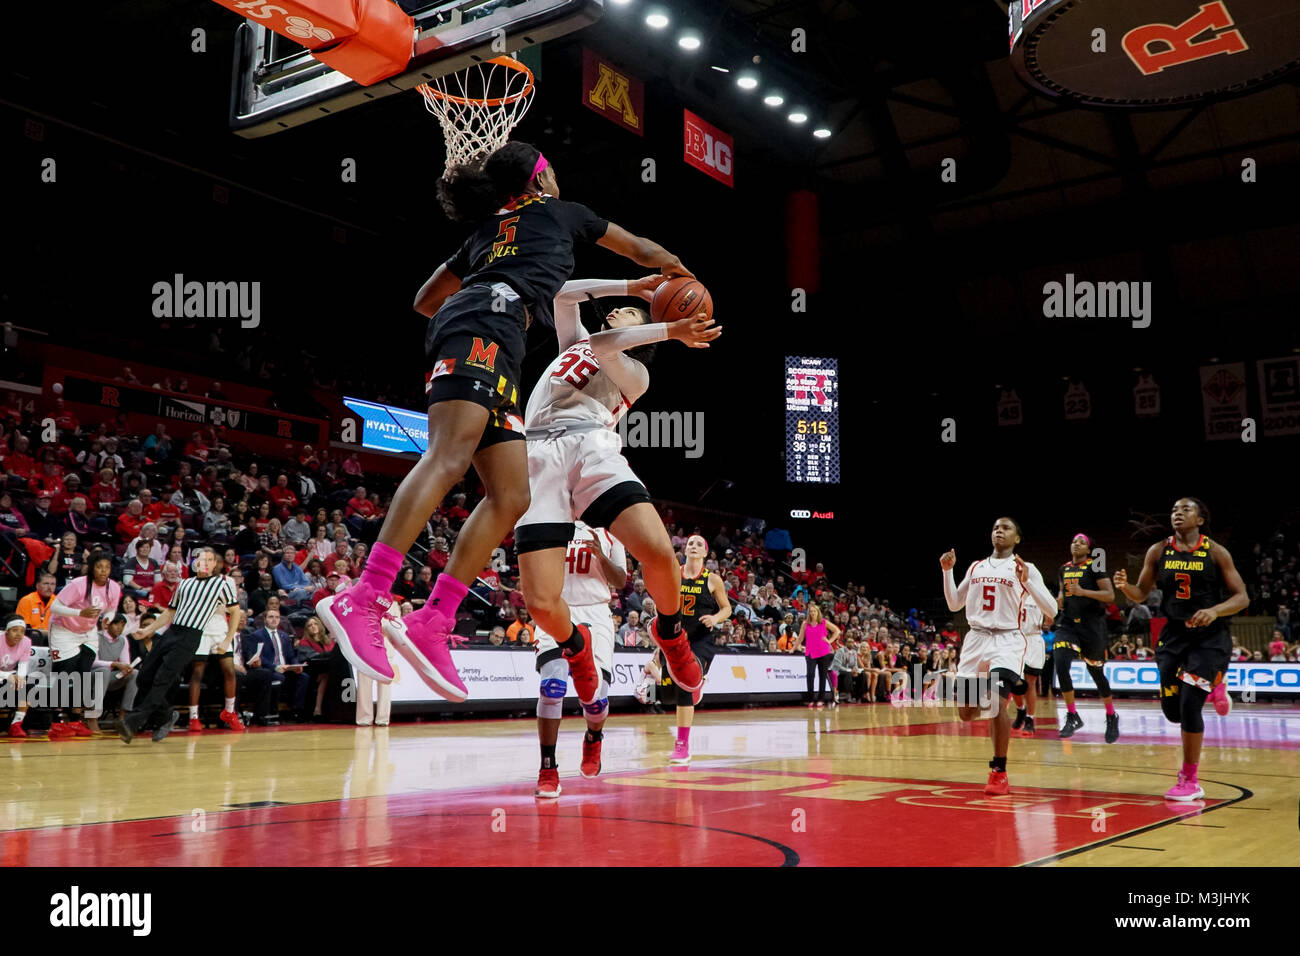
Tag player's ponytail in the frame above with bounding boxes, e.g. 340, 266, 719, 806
437, 141, 544, 222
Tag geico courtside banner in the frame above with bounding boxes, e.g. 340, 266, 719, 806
1069, 661, 1299, 696
390, 650, 809, 704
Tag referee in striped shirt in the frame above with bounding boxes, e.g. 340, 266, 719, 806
119, 547, 240, 743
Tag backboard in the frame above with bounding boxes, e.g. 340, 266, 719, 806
229, 0, 603, 137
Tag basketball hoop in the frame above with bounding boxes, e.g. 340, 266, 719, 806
417, 56, 536, 175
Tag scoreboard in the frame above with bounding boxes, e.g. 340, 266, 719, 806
785, 356, 839, 483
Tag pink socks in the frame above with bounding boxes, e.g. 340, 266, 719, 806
359, 542, 403, 593
676, 726, 691, 745
1181, 761, 1198, 781
407, 573, 469, 626
1104, 699, 1116, 716
1066, 702, 1077, 714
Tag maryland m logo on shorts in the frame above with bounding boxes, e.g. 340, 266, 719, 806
466, 337, 500, 372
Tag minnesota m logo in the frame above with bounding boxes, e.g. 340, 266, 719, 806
467, 337, 499, 372
582, 49, 644, 136
588, 64, 639, 127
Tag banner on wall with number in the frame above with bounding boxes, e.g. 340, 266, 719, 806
1133, 372, 1160, 418
1257, 355, 1300, 437
683, 109, 734, 187
1200, 362, 1247, 441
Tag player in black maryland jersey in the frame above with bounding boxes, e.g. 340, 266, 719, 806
1053, 534, 1118, 742
1113, 498, 1248, 801
320, 141, 702, 709
653, 535, 729, 766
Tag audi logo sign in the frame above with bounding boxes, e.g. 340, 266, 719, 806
790, 510, 811, 518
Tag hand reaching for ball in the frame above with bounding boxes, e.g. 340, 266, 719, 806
669, 313, 722, 348
629, 275, 668, 301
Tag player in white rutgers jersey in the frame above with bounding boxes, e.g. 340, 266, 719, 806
513, 274, 720, 786
532, 521, 627, 798
1009, 595, 1053, 738
941, 517, 1056, 796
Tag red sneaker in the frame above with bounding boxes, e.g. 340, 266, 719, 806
535, 767, 562, 799
8, 722, 27, 738
650, 617, 703, 705
67, 720, 93, 738
48, 722, 73, 740
218, 710, 247, 732
187, 718, 202, 733
561, 624, 600, 704
984, 770, 1010, 795
580, 732, 603, 779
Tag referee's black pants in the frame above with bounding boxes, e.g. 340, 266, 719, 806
127, 626, 201, 732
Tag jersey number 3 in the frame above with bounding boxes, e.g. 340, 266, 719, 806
1174, 572, 1192, 600
554, 351, 599, 389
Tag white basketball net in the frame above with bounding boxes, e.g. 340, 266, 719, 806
417, 56, 536, 175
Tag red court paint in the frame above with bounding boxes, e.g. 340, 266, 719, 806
1, 769, 1230, 867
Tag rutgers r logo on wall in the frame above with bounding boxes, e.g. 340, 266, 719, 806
1122, 1, 1249, 76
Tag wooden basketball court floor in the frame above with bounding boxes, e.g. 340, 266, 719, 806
3, 700, 1296, 867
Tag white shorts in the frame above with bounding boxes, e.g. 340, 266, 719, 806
1022, 633, 1045, 671
956, 628, 1029, 679
534, 603, 615, 678
516, 428, 642, 533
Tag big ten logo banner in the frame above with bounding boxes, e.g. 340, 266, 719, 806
683, 109, 734, 187
581, 48, 644, 136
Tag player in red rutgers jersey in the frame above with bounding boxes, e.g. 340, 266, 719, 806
318, 141, 694, 707
941, 517, 1056, 795
1113, 498, 1248, 801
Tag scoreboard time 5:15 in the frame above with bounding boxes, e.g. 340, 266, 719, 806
785, 356, 840, 484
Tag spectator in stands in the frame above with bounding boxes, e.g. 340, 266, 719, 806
268, 474, 298, 519
302, 558, 326, 592
350, 541, 368, 574
169, 532, 192, 569
169, 475, 209, 520
345, 485, 380, 535
2, 617, 34, 736
506, 607, 534, 645
25, 492, 62, 542
833, 637, 860, 702
272, 550, 315, 605
311, 572, 342, 608
296, 616, 335, 721
248, 572, 277, 617
252, 501, 272, 534
126, 522, 168, 566
142, 424, 171, 462
3, 433, 37, 483
48, 532, 87, 589
149, 562, 182, 609
393, 566, 418, 602
84, 613, 137, 734
303, 524, 333, 564
626, 579, 647, 615
86, 468, 120, 510
115, 498, 146, 543
487, 626, 507, 646
283, 508, 311, 547
0, 490, 30, 534
427, 535, 450, 572
258, 517, 286, 564
28, 454, 67, 502
123, 540, 161, 600
118, 593, 142, 637
17, 572, 57, 642
203, 497, 231, 543
618, 610, 641, 645
410, 564, 433, 608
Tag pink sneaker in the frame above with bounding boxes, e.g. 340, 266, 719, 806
317, 586, 395, 683
1208, 682, 1232, 717
384, 605, 468, 703
1164, 772, 1205, 802
669, 739, 691, 765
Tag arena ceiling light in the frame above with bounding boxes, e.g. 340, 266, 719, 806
710, 65, 730, 72
736, 72, 759, 90
787, 109, 809, 124
678, 33, 702, 51
644, 10, 669, 29
762, 92, 785, 107
812, 126, 831, 139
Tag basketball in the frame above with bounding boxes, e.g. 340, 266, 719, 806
650, 277, 713, 324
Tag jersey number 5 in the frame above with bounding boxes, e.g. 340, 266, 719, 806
554, 351, 599, 389
1174, 572, 1191, 600
982, 585, 996, 611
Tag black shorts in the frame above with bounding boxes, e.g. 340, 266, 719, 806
665, 630, 716, 691
1054, 622, 1107, 664
195, 651, 234, 663
425, 283, 528, 449
1156, 620, 1231, 692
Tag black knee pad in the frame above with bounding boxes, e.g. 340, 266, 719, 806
1160, 682, 1182, 723
1054, 652, 1075, 693
1181, 682, 1208, 733
1086, 663, 1111, 697
992, 667, 1021, 700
